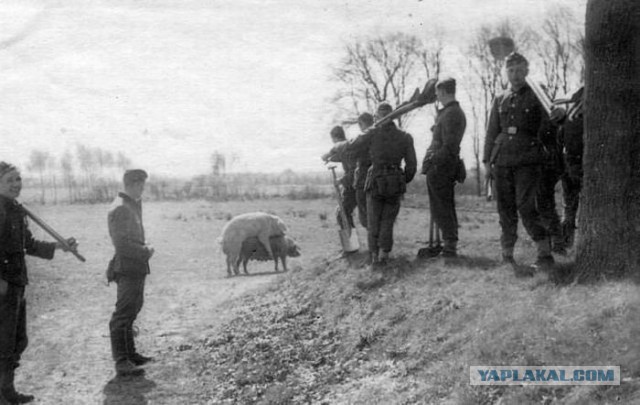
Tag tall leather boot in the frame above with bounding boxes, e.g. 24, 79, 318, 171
111, 329, 144, 377
1, 362, 34, 404
126, 328, 153, 366
534, 238, 555, 269
442, 240, 457, 258
0, 360, 10, 405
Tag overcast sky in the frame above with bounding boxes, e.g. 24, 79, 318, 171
0, 0, 586, 177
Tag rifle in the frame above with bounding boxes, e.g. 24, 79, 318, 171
372, 78, 438, 128
22, 204, 86, 262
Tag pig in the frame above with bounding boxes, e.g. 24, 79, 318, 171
236, 235, 301, 274
219, 212, 287, 276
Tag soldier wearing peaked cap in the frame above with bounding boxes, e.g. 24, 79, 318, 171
483, 52, 554, 271
107, 169, 155, 377
422, 77, 466, 258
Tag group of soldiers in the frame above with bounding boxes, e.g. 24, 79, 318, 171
323, 51, 584, 272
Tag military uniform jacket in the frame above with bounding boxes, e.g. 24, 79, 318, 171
328, 139, 372, 190
326, 144, 358, 189
0, 196, 56, 286
347, 122, 417, 187
423, 100, 466, 171
108, 192, 151, 277
483, 84, 545, 167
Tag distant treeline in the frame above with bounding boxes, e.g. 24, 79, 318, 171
19, 146, 481, 204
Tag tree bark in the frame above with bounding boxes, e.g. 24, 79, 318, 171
576, 0, 640, 279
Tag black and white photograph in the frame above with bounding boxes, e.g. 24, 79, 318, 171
1, 0, 638, 403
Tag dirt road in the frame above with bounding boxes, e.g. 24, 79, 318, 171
16, 200, 328, 404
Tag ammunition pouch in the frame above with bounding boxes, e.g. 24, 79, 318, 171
367, 166, 406, 199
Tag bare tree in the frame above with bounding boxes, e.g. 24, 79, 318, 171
116, 151, 132, 171
27, 149, 50, 204
576, 0, 640, 279
60, 150, 75, 203
532, 5, 584, 99
211, 152, 226, 177
331, 32, 442, 128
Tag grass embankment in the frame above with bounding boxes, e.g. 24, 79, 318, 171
184, 248, 640, 404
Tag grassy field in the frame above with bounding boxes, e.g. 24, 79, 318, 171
16, 195, 640, 404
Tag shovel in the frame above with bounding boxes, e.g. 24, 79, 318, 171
328, 165, 360, 253
417, 202, 443, 259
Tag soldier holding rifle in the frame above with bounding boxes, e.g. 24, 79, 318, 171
0, 162, 78, 405
483, 52, 554, 270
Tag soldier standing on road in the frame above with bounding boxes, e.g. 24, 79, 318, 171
107, 169, 155, 377
421, 77, 466, 258
483, 52, 554, 270
322, 126, 358, 229
0, 162, 78, 405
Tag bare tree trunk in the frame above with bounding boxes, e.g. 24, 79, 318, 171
576, 0, 640, 279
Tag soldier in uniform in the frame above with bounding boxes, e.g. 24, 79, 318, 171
536, 118, 567, 254
483, 52, 554, 269
422, 77, 466, 257
323, 126, 358, 229
351, 103, 417, 267
0, 162, 77, 404
353, 113, 374, 228
107, 169, 155, 377
553, 87, 584, 248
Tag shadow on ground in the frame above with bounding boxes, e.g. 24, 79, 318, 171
103, 375, 157, 405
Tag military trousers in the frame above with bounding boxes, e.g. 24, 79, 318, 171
336, 185, 357, 229
495, 165, 548, 250
426, 163, 458, 246
355, 187, 368, 228
0, 283, 27, 364
561, 172, 581, 228
109, 274, 146, 360
536, 167, 563, 245
366, 193, 401, 254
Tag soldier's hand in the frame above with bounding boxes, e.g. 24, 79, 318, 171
57, 237, 78, 252
484, 163, 493, 181
549, 107, 566, 124
147, 246, 155, 259
321, 152, 331, 163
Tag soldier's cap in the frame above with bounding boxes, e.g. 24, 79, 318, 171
330, 125, 345, 139
436, 76, 456, 93
377, 103, 393, 115
505, 52, 528, 67
123, 169, 148, 185
358, 112, 374, 125
0, 162, 18, 178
